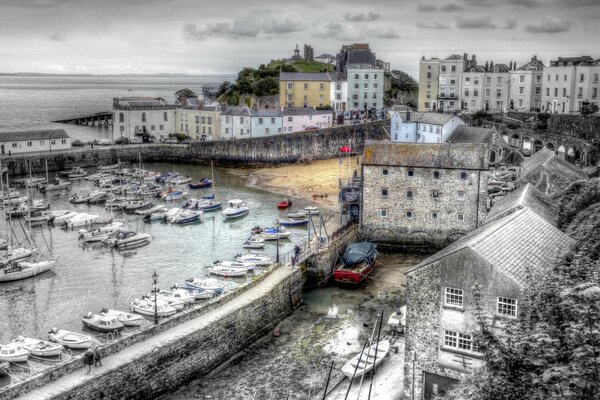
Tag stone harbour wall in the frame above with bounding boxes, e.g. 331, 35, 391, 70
305, 224, 359, 285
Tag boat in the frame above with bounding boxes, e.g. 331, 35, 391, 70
182, 278, 226, 295
0, 259, 55, 282
65, 213, 100, 228
213, 260, 256, 272
174, 284, 216, 300
303, 206, 320, 215
48, 328, 93, 349
13, 336, 64, 357
51, 211, 79, 225
169, 176, 192, 185
130, 298, 177, 317
134, 204, 165, 216
99, 308, 145, 327
82, 312, 125, 332
0, 246, 38, 263
0, 188, 21, 200
14, 177, 46, 187
183, 198, 222, 212
102, 229, 152, 249
243, 236, 265, 249
156, 289, 195, 304
169, 209, 202, 225
0, 342, 29, 363
144, 208, 169, 222
333, 242, 379, 285
207, 266, 248, 277
258, 226, 292, 241
39, 178, 71, 193
222, 199, 249, 219
24, 210, 52, 225
188, 178, 213, 189
98, 162, 125, 172
161, 189, 187, 201
66, 167, 88, 179
277, 198, 292, 209
278, 218, 308, 227
3, 195, 29, 207
78, 222, 124, 242
122, 199, 153, 212
341, 339, 390, 379
235, 253, 272, 266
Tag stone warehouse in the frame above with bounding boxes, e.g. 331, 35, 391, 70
403, 205, 574, 399
360, 141, 489, 249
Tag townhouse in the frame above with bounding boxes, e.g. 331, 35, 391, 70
508, 56, 544, 112
389, 110, 465, 143
112, 97, 177, 142
176, 100, 223, 141
278, 72, 333, 108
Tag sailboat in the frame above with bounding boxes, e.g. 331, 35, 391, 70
189, 161, 222, 212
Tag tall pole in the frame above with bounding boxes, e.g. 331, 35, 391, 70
276, 221, 280, 263
322, 360, 334, 400
152, 271, 158, 325
411, 352, 417, 400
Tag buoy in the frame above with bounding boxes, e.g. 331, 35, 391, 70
273, 328, 280, 337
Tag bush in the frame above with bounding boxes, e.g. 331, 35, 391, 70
71, 140, 84, 147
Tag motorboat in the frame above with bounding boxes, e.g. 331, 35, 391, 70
51, 211, 79, 225
222, 199, 249, 219
156, 289, 195, 305
65, 213, 100, 228
162, 207, 182, 222
150, 292, 185, 311
182, 278, 226, 295
134, 204, 165, 216
188, 178, 212, 189
235, 253, 272, 266
243, 236, 265, 249
333, 242, 378, 285
48, 209, 70, 220
278, 218, 308, 227
98, 162, 125, 172
144, 208, 169, 222
78, 222, 124, 242
48, 328, 93, 349
123, 199, 153, 212
0, 342, 29, 363
207, 266, 248, 277
162, 189, 187, 201
14, 177, 46, 187
258, 226, 292, 241
0, 188, 21, 200
13, 336, 64, 357
277, 198, 292, 209
303, 206, 320, 215
213, 260, 256, 271
0, 259, 55, 283
3, 196, 29, 207
184, 198, 222, 212
24, 210, 52, 225
82, 312, 124, 332
104, 197, 129, 210
99, 308, 145, 327
102, 229, 152, 249
130, 298, 177, 317
173, 284, 216, 300
39, 178, 71, 193
169, 176, 192, 185
66, 167, 88, 179
162, 174, 182, 184
0, 246, 38, 263
169, 209, 202, 225
341, 340, 390, 379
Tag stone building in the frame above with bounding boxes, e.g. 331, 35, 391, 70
403, 203, 575, 399
0, 129, 71, 154
389, 110, 465, 143
360, 141, 489, 248
446, 126, 508, 164
112, 97, 177, 142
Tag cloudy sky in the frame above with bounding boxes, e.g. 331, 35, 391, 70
1, 0, 599, 78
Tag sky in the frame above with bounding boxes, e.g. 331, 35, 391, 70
1, 0, 599, 79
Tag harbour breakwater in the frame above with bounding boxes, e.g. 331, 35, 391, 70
2, 120, 388, 176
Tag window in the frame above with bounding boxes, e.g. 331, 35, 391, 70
465, 77, 470, 82
207, 117, 212, 124
459, 171, 468, 180
445, 288, 463, 307
163, 112, 168, 121
580, 73, 585, 83
319, 83, 324, 90
474, 79, 479, 85
40, 140, 44, 145
473, 89, 478, 97
444, 330, 457, 348
151, 125, 155, 131
195, 126, 199, 133
578, 87, 583, 98
195, 116, 200, 123
518, 99, 523, 107
457, 213, 464, 222
258, 118, 263, 124
497, 297, 518, 318
535, 87, 541, 95
432, 190, 440, 199
555, 74, 559, 82
431, 212, 438, 221
464, 89, 469, 97
519, 75, 525, 83
382, 169, 388, 176
441, 66, 446, 72
471, 100, 476, 107
303, 83, 308, 90
271, 118, 275, 124
497, 89, 502, 98
564, 74, 567, 82
406, 210, 413, 220
364, 83, 369, 89
497, 77, 502, 85
486, 77, 491, 85
240, 117, 244, 123
61, 139, 66, 144
518, 87, 524, 95
27, 141, 32, 147
593, 88, 597, 99
202, 126, 206, 134
433, 171, 441, 179
287, 82, 293, 90
12, 143, 17, 148
364, 74, 369, 79
594, 74, 599, 83
380, 209, 388, 218
451, 66, 456, 73
546, 88, 550, 97
159, 125, 164, 130
287, 116, 293, 122
336, 83, 341, 90
427, 72, 431, 79
225, 128, 229, 134
354, 84, 359, 89
444, 330, 478, 353
485, 89, 490, 97
119, 113, 124, 123
374, 74, 378, 79
225, 116, 230, 123
119, 126, 124, 132
381, 188, 388, 197
374, 83, 378, 89
265, 128, 270, 134
406, 190, 414, 199
407, 169, 414, 177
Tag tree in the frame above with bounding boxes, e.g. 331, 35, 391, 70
175, 88, 196, 103
315, 104, 332, 110
581, 101, 599, 116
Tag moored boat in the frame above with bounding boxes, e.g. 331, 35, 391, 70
243, 236, 265, 249
130, 298, 177, 317
0, 342, 29, 363
182, 278, 226, 295
188, 178, 212, 189
13, 336, 64, 357
0, 259, 55, 283
82, 312, 125, 332
235, 253, 272, 266
277, 198, 292, 209
214, 259, 256, 271
341, 339, 390, 379
222, 199, 249, 219
99, 308, 145, 327
102, 229, 152, 249
207, 266, 247, 277
278, 218, 308, 227
258, 226, 292, 241
333, 242, 378, 285
48, 328, 93, 349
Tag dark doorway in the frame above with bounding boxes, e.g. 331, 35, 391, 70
423, 372, 459, 400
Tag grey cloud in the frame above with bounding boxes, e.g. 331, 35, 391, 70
456, 16, 497, 29
525, 16, 570, 33
316, 22, 362, 41
344, 12, 381, 22
440, 3, 464, 12
416, 21, 451, 29
48, 31, 62, 41
502, 17, 517, 29
505, 0, 541, 8
184, 13, 304, 40
375, 29, 402, 39
417, 4, 438, 12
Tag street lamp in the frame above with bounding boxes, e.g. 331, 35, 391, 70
152, 271, 158, 325
275, 221, 280, 264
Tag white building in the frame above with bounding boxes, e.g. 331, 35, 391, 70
251, 109, 284, 137
0, 129, 71, 155
330, 80, 348, 112
461, 62, 510, 113
219, 107, 252, 139
112, 97, 177, 142
437, 55, 465, 113
346, 64, 384, 113
389, 110, 465, 143
283, 108, 332, 133
509, 56, 544, 112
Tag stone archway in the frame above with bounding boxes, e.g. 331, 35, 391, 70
557, 145, 566, 159
567, 148, 576, 163
490, 150, 497, 163
533, 140, 543, 154
575, 150, 582, 164
546, 142, 555, 151
510, 133, 520, 148
522, 137, 532, 155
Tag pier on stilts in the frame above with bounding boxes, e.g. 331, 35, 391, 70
53, 112, 113, 128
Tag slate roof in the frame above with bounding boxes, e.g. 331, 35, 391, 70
315, 53, 335, 59
445, 54, 464, 60
362, 141, 489, 170
485, 183, 558, 226
447, 126, 494, 144
395, 111, 460, 126
348, 50, 376, 66
518, 58, 545, 70
520, 148, 587, 180
252, 109, 283, 117
221, 107, 252, 116
0, 129, 70, 142
409, 208, 575, 287
284, 107, 332, 116
279, 72, 332, 82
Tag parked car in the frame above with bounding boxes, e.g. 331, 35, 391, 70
162, 138, 179, 144
180, 139, 191, 145
71, 140, 85, 147
114, 138, 130, 145
304, 126, 319, 132
95, 139, 112, 146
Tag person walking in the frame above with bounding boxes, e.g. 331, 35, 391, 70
93, 346, 102, 367
83, 349, 94, 374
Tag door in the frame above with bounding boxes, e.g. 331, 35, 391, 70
0, 145, 4, 155
423, 372, 459, 399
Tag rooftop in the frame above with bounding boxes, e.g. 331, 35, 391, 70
409, 208, 575, 287
393, 110, 460, 126
362, 141, 489, 170
0, 129, 70, 142
485, 183, 558, 226
284, 107, 332, 116
521, 148, 587, 180
221, 106, 252, 116
279, 72, 332, 82
447, 126, 494, 144
252, 109, 283, 117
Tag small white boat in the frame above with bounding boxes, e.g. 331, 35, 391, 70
24, 210, 52, 225
156, 289, 195, 304
3, 196, 29, 206
99, 308, 145, 327
48, 328, 93, 349
0, 246, 38, 263
102, 229, 152, 249
182, 278, 226, 295
39, 179, 71, 193
0, 342, 29, 363
66, 213, 100, 228
52, 211, 79, 225
82, 312, 125, 332
169, 176, 192, 185
134, 204, 165, 216
0, 188, 21, 200
235, 253, 272, 266
162, 189, 187, 201
13, 336, 64, 357
67, 167, 87, 179
222, 199, 249, 219
174, 285, 216, 300
208, 266, 248, 277
303, 206, 320, 214
0, 259, 55, 282
341, 340, 390, 379
243, 237, 265, 249
130, 298, 177, 317
168, 209, 202, 225
259, 226, 292, 241
151, 292, 185, 311
48, 209, 70, 220
123, 199, 153, 212
79, 222, 124, 242
214, 260, 256, 271
144, 208, 169, 222
286, 211, 307, 219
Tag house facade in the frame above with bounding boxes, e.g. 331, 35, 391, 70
283, 108, 332, 133
508, 56, 545, 112
418, 57, 441, 112
219, 107, 252, 140
176, 103, 223, 141
330, 80, 348, 112
112, 97, 177, 142
346, 65, 384, 112
0, 129, 71, 154
389, 111, 465, 143
437, 55, 465, 113
360, 141, 489, 248
278, 72, 333, 108
250, 109, 284, 137
461, 62, 511, 113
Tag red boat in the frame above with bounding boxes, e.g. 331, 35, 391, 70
277, 199, 292, 209
333, 242, 378, 285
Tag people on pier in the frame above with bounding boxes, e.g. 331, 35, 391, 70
93, 346, 102, 367
84, 349, 94, 374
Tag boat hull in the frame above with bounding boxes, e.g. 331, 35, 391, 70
333, 261, 375, 285
48, 330, 93, 349
0, 260, 55, 282
341, 340, 390, 379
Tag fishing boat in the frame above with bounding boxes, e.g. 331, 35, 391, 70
130, 298, 177, 317
243, 236, 265, 249
207, 266, 248, 277
0, 342, 29, 363
182, 278, 226, 295
99, 308, 145, 327
341, 339, 390, 379
333, 242, 378, 285
258, 226, 292, 241
13, 336, 64, 357
278, 218, 308, 227
82, 312, 125, 332
277, 198, 292, 209
48, 328, 93, 349
102, 229, 152, 249
188, 178, 212, 189
235, 253, 272, 266
78, 222, 124, 242
222, 199, 249, 219
0, 259, 55, 282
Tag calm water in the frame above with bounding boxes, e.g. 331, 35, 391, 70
0, 162, 328, 345
0, 75, 233, 142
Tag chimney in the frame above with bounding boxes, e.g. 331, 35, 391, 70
532, 55, 537, 62
485, 61, 489, 71
490, 61, 494, 71
471, 54, 476, 68
406, 109, 411, 121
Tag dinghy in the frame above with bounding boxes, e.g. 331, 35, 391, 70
341, 340, 390, 379
13, 336, 64, 357
48, 328, 93, 349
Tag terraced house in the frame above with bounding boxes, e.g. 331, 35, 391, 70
176, 100, 223, 141
278, 72, 332, 108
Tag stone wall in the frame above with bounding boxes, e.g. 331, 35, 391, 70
305, 224, 359, 285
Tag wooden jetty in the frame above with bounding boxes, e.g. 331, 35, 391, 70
53, 111, 113, 128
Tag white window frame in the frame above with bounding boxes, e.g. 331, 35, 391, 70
380, 209, 388, 218
457, 213, 464, 222
445, 287, 463, 307
405, 210, 413, 220
457, 191, 465, 201
381, 188, 388, 198
497, 297, 518, 318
